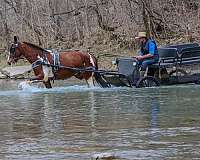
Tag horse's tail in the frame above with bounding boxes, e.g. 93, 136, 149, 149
90, 54, 110, 88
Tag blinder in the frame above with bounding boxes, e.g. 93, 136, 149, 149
9, 42, 19, 57
10, 44, 16, 55
8, 43, 20, 63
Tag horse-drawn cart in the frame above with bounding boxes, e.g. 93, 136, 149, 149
8, 36, 200, 89
98, 43, 200, 88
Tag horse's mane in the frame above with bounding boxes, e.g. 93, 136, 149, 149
23, 42, 46, 52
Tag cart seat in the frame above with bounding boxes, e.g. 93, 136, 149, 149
162, 43, 199, 54
179, 46, 200, 65
156, 47, 178, 68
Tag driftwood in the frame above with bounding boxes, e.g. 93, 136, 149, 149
0, 65, 32, 79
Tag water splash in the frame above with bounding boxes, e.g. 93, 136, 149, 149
17, 81, 124, 94
18, 81, 42, 91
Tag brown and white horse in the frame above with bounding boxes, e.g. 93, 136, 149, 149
7, 36, 105, 88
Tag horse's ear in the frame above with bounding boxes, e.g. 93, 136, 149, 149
14, 36, 18, 44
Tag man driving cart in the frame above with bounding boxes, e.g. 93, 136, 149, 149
135, 31, 159, 76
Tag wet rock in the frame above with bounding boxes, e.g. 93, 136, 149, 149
0, 72, 7, 79
91, 152, 118, 160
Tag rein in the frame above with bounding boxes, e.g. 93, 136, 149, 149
31, 58, 96, 72
31, 58, 119, 75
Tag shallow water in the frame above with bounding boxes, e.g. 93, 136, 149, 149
0, 79, 200, 160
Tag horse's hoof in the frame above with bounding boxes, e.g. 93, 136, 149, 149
18, 81, 32, 90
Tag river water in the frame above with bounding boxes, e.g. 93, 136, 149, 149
0, 79, 200, 160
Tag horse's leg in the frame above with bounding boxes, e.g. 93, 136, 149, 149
43, 79, 52, 88
42, 65, 50, 82
86, 73, 95, 88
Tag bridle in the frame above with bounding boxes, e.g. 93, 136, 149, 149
9, 43, 17, 56
8, 43, 24, 62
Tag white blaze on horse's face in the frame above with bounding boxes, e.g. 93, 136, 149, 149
7, 43, 20, 65
8, 43, 16, 64
7, 51, 11, 62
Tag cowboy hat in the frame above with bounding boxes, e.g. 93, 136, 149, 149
135, 32, 147, 39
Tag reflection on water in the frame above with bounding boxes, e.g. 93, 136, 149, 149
0, 80, 200, 159
150, 97, 159, 129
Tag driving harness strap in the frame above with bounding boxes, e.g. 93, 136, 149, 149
31, 51, 95, 79
52, 51, 60, 74
31, 51, 61, 79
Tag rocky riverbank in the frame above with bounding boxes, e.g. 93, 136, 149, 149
0, 65, 32, 79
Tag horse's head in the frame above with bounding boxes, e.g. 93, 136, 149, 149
7, 36, 24, 65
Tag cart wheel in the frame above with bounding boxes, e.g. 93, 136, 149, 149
136, 76, 160, 88
169, 69, 187, 76
195, 80, 200, 84
120, 75, 133, 87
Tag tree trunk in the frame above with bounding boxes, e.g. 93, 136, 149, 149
71, 1, 82, 42
2, 0, 11, 47
141, 0, 158, 39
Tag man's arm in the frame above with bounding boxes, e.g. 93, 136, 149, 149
136, 41, 155, 60
140, 53, 153, 59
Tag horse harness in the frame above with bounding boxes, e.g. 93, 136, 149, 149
52, 51, 60, 73
31, 50, 96, 79
32, 50, 60, 78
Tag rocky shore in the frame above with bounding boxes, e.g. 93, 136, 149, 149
0, 65, 32, 79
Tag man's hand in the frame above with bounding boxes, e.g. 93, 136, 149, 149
135, 55, 143, 60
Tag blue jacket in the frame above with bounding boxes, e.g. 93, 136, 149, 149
139, 39, 159, 58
